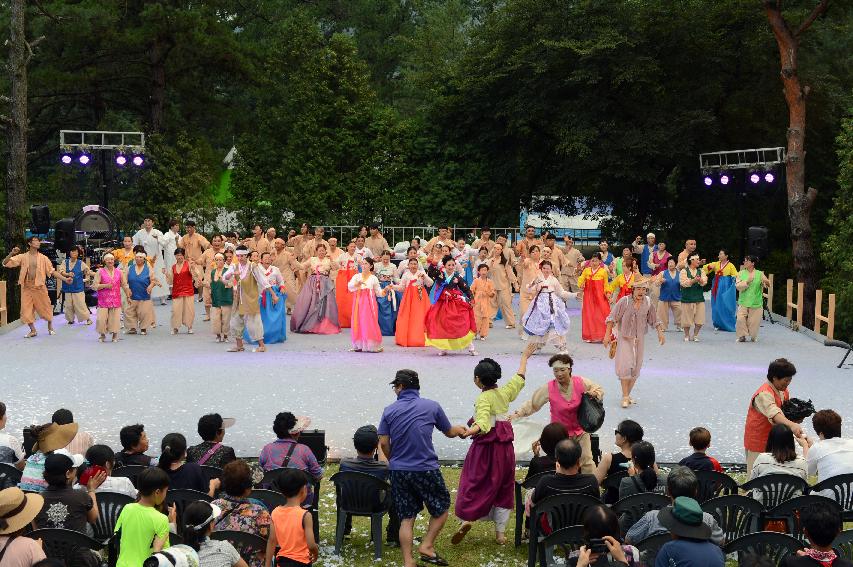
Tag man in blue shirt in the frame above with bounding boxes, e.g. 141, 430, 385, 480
378, 369, 465, 567
655, 497, 724, 567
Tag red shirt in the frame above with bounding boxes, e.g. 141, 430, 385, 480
171, 262, 195, 297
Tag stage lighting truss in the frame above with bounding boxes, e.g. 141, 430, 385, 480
59, 130, 146, 167
699, 147, 783, 187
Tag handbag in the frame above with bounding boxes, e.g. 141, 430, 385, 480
578, 392, 606, 433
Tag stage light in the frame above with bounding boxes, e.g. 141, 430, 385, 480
720, 174, 730, 185
764, 172, 775, 183
750, 173, 760, 184
78, 153, 91, 165
132, 154, 144, 167
60, 153, 73, 165
703, 175, 713, 186
115, 154, 127, 166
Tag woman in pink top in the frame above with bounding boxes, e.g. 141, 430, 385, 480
93, 253, 123, 343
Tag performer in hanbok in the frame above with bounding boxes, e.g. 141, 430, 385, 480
3, 237, 58, 339
204, 252, 232, 342
653, 257, 682, 331
197, 234, 225, 322
290, 243, 340, 334
522, 260, 577, 354
488, 242, 518, 328
132, 217, 168, 305
335, 240, 358, 328
347, 257, 387, 352
604, 276, 665, 408
577, 252, 611, 343
375, 251, 400, 336
452, 349, 532, 546
648, 242, 671, 276
680, 253, 708, 342
92, 253, 123, 343
57, 245, 92, 326
632, 233, 658, 276
735, 255, 770, 343
452, 238, 475, 286
353, 235, 374, 265
704, 249, 738, 332
613, 247, 633, 277
516, 245, 543, 332
224, 245, 274, 352
111, 236, 136, 270
158, 220, 181, 298
470, 264, 496, 341
393, 258, 434, 347
122, 246, 160, 336
272, 238, 300, 314
608, 256, 639, 302
165, 248, 201, 335
560, 236, 585, 292
425, 256, 478, 356
365, 225, 390, 258
248, 252, 287, 344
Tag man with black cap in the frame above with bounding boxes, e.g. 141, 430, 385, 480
186, 413, 237, 468
654, 496, 724, 567
379, 370, 465, 567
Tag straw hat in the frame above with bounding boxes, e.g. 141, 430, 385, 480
32, 422, 79, 453
289, 416, 312, 435
0, 488, 44, 535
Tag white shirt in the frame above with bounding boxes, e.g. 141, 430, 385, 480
807, 437, 853, 481
76, 476, 138, 499
0, 431, 24, 463
159, 229, 181, 269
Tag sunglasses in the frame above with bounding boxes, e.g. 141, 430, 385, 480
614, 429, 623, 436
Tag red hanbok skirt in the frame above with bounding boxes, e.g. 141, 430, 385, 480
424, 288, 476, 350
582, 278, 609, 342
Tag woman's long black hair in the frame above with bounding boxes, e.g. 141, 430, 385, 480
157, 432, 187, 471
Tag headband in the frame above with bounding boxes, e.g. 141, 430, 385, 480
550, 361, 572, 369
102, 253, 115, 261
235, 249, 249, 256
135, 253, 146, 258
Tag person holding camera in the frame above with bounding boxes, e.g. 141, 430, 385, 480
569, 504, 639, 567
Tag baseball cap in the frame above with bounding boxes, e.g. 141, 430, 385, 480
390, 369, 420, 389
45, 451, 85, 475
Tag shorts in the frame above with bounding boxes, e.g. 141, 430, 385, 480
276, 558, 311, 567
390, 469, 450, 520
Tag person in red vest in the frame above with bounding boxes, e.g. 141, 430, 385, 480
744, 358, 803, 476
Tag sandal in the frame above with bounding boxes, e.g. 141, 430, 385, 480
25, 331, 37, 338
451, 522, 473, 545
227, 347, 245, 352
621, 397, 630, 409
48, 329, 56, 335
253, 345, 266, 353
419, 553, 449, 566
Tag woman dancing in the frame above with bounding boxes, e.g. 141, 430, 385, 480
522, 260, 578, 354
290, 243, 339, 334
425, 256, 478, 356
577, 252, 611, 343
347, 257, 387, 352
393, 258, 434, 347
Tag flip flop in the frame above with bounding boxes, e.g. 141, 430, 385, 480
451, 522, 472, 545
227, 347, 245, 352
419, 552, 449, 566
25, 331, 37, 338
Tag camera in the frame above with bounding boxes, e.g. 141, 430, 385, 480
587, 538, 608, 553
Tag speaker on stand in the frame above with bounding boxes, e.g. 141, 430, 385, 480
746, 226, 769, 261
30, 205, 51, 236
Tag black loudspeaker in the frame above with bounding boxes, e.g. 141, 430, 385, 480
54, 218, 77, 253
298, 429, 328, 465
30, 205, 51, 234
747, 226, 769, 260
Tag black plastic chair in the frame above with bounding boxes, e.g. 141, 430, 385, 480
612, 492, 670, 534
764, 495, 842, 542
514, 471, 551, 547
723, 531, 803, 565
330, 471, 391, 560
250, 488, 287, 512
201, 464, 224, 481
111, 465, 147, 488
635, 532, 672, 567
541, 525, 585, 567
528, 493, 602, 567
0, 462, 22, 489
602, 470, 628, 505
27, 528, 104, 564
701, 494, 764, 543
211, 530, 268, 564
92, 490, 135, 542
166, 488, 212, 526
740, 474, 809, 509
832, 529, 853, 560
695, 470, 738, 503
811, 473, 853, 521
257, 469, 322, 544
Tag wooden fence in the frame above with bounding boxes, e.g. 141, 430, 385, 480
784, 278, 836, 340
0, 281, 7, 327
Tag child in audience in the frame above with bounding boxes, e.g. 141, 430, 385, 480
114, 467, 176, 567
678, 427, 723, 473
182, 500, 247, 567
265, 469, 319, 567
781, 500, 853, 566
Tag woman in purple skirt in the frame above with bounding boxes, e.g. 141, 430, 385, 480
452, 345, 535, 545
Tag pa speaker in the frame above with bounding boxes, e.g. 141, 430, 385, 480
30, 205, 51, 234
54, 218, 77, 253
298, 429, 328, 465
747, 226, 769, 260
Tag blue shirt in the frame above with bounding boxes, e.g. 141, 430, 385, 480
655, 539, 724, 567
378, 389, 452, 472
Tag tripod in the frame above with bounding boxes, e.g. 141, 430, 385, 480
762, 295, 775, 324
825, 340, 853, 369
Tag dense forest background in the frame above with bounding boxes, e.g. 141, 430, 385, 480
1, 0, 852, 332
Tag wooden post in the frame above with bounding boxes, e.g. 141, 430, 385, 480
786, 279, 804, 330
0, 280, 7, 327
814, 289, 836, 340
763, 274, 775, 312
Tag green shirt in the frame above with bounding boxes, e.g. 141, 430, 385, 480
738, 269, 764, 308
614, 257, 624, 276
210, 268, 233, 307
681, 268, 705, 303
114, 503, 170, 567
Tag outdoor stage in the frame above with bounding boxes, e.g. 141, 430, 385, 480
1, 298, 847, 464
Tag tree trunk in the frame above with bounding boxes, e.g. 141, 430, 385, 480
147, 35, 173, 133
4, 0, 29, 252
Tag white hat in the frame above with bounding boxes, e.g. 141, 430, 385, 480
53, 449, 86, 468
143, 544, 200, 567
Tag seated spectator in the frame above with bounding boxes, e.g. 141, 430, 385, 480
258, 413, 322, 481
339, 425, 400, 546
594, 419, 644, 504
625, 466, 724, 546
654, 497, 724, 567
568, 504, 640, 567
212, 460, 271, 567
619, 441, 667, 500
265, 469, 319, 567
77, 445, 138, 499
0, 487, 47, 566
187, 413, 238, 468
19, 421, 78, 493
781, 500, 853, 567
115, 423, 154, 467
532, 439, 600, 506
748, 423, 807, 503
525, 422, 569, 482
114, 467, 176, 567
52, 408, 94, 456
802, 409, 853, 489
158, 433, 220, 497
0, 402, 25, 471
678, 427, 723, 473
181, 500, 248, 567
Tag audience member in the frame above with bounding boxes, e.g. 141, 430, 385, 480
212, 460, 271, 567
378, 369, 465, 567
78, 444, 138, 499
0, 402, 25, 470
625, 466, 724, 546
781, 500, 853, 567
802, 410, 853, 490
115, 423, 154, 467
532, 439, 600, 505
654, 497, 724, 567
114, 467, 176, 567
18, 421, 78, 493
748, 423, 808, 484
187, 414, 238, 468
52, 408, 94, 455
0, 487, 47, 566
258, 413, 322, 481
678, 427, 723, 473
182, 500, 247, 567
264, 469, 319, 567
594, 419, 644, 504
568, 504, 639, 567
619, 441, 667, 500
525, 422, 569, 482
34, 451, 105, 531
158, 432, 220, 497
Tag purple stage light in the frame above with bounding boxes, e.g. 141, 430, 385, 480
132, 155, 144, 167
720, 174, 730, 185
78, 154, 91, 165
764, 172, 775, 183
703, 176, 713, 186
750, 173, 760, 184
60, 154, 73, 165
115, 155, 127, 166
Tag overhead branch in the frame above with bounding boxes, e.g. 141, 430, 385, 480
32, 0, 66, 23
795, 0, 830, 37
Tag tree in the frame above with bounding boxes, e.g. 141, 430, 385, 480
762, 0, 830, 326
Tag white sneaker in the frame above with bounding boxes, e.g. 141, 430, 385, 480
469, 349, 478, 356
